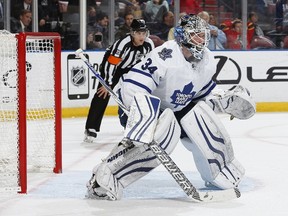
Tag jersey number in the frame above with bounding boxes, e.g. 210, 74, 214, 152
141, 58, 157, 74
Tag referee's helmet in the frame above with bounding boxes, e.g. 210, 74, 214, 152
131, 19, 148, 32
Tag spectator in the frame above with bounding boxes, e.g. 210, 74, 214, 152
12, 0, 47, 31
114, 11, 125, 30
10, 9, 32, 33
87, 6, 97, 26
283, 35, 288, 48
144, 0, 169, 22
275, 0, 288, 32
248, 12, 276, 49
179, 0, 201, 15
250, 35, 276, 49
39, 0, 62, 32
87, 12, 109, 49
115, 12, 134, 40
58, 0, 69, 13
225, 19, 244, 50
86, 32, 103, 50
46, 0, 67, 22
220, 19, 233, 34
198, 11, 227, 50
151, 11, 174, 41
149, 34, 164, 47
255, 0, 266, 16
167, 12, 187, 40
247, 11, 264, 39
126, 0, 143, 19
12, 0, 33, 19
88, 0, 101, 7
209, 14, 217, 27
88, 0, 103, 15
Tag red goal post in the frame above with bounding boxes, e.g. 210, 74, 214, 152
0, 31, 62, 194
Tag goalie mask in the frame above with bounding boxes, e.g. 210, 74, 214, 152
174, 14, 210, 60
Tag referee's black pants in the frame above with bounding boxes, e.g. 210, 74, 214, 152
85, 83, 110, 132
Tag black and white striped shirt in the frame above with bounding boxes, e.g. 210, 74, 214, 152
100, 34, 154, 88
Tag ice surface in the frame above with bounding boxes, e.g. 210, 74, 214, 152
1, 113, 288, 216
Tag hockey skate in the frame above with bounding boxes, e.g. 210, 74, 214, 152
83, 129, 97, 143
86, 174, 111, 200
86, 172, 120, 201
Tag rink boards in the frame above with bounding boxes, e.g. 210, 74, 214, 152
60, 50, 288, 117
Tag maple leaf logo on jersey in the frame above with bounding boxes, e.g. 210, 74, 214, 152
170, 82, 196, 108
158, 48, 172, 60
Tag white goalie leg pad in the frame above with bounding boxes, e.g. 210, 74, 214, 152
88, 109, 180, 199
180, 101, 245, 189
87, 163, 123, 200
212, 157, 245, 189
154, 108, 181, 154
117, 108, 180, 188
124, 92, 161, 145
205, 85, 256, 119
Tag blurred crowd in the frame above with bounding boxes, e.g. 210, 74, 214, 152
1, 0, 288, 50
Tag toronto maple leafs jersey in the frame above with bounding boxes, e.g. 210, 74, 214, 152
117, 40, 217, 112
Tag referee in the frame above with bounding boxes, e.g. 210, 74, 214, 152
84, 19, 155, 142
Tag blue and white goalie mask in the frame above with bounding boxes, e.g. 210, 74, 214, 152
174, 15, 210, 60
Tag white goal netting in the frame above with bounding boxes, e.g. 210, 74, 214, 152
0, 30, 61, 193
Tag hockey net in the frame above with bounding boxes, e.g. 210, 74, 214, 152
0, 31, 62, 193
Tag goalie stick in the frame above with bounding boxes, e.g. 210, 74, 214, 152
75, 48, 241, 202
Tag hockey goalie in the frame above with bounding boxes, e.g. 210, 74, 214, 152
85, 14, 256, 200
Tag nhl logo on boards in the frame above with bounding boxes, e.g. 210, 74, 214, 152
70, 66, 86, 86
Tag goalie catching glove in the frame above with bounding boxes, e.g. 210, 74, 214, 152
205, 85, 256, 120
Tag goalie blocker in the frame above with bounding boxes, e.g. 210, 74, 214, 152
87, 88, 252, 200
